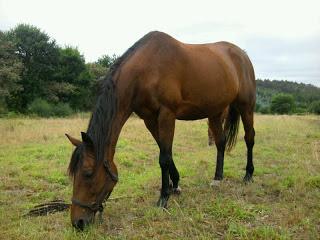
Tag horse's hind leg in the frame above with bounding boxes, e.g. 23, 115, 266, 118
240, 108, 255, 182
208, 115, 226, 184
169, 160, 181, 194
207, 120, 215, 146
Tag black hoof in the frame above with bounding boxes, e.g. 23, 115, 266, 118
157, 195, 169, 208
96, 211, 103, 224
214, 175, 223, 181
243, 173, 253, 183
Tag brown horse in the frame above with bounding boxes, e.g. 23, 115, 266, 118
66, 31, 256, 230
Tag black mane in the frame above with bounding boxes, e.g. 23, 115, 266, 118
68, 31, 160, 176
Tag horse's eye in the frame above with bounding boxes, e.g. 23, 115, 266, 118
83, 170, 93, 178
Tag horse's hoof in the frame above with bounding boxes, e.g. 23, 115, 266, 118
157, 196, 169, 208
173, 186, 181, 195
210, 180, 221, 187
243, 174, 254, 183
96, 212, 104, 224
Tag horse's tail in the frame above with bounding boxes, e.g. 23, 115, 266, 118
224, 105, 240, 152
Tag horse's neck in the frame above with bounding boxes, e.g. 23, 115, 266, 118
105, 97, 133, 162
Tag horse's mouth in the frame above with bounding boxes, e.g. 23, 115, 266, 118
72, 216, 95, 230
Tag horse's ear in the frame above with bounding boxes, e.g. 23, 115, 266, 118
81, 132, 93, 147
65, 133, 81, 147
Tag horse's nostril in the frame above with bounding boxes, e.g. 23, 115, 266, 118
74, 219, 85, 230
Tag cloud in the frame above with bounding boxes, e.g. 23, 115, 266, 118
245, 34, 320, 86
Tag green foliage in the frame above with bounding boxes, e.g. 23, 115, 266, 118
0, 31, 23, 113
308, 100, 320, 114
86, 63, 107, 79
97, 54, 118, 68
257, 79, 320, 114
27, 98, 53, 117
259, 106, 270, 114
53, 46, 92, 110
2, 24, 95, 114
270, 93, 295, 114
52, 102, 73, 117
27, 98, 73, 117
5, 24, 60, 111
56, 47, 86, 84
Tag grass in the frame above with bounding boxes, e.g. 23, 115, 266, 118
0, 114, 319, 239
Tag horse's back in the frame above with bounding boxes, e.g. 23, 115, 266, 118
128, 32, 255, 119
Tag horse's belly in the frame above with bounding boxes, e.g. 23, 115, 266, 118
175, 102, 208, 120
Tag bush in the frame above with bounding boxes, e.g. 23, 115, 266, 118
0, 104, 8, 116
52, 102, 73, 117
28, 98, 53, 117
259, 106, 270, 114
254, 103, 261, 112
28, 98, 73, 117
270, 93, 295, 114
309, 100, 320, 114
294, 107, 307, 115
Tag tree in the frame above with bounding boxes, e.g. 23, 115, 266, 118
6, 24, 60, 111
97, 54, 118, 68
47, 47, 85, 104
270, 93, 295, 114
53, 46, 93, 110
0, 31, 22, 113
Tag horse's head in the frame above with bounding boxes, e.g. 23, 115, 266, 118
66, 132, 118, 230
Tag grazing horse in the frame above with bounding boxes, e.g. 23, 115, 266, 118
66, 31, 256, 230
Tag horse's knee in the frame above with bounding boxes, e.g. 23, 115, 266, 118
159, 152, 171, 169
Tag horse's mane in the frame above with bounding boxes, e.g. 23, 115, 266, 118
68, 31, 160, 176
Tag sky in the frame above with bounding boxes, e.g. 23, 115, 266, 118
1, 0, 319, 86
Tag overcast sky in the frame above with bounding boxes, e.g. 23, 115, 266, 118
1, 0, 319, 86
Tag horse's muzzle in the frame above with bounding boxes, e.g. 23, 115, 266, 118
72, 218, 90, 230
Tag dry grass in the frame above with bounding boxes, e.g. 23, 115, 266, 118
0, 114, 319, 239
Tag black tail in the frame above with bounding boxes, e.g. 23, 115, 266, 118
224, 105, 240, 152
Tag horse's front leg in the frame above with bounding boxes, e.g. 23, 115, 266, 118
156, 108, 176, 208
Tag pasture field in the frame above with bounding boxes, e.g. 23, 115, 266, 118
0, 114, 319, 239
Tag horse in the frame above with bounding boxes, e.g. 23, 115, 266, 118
65, 31, 256, 230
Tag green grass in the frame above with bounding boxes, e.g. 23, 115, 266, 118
0, 114, 320, 239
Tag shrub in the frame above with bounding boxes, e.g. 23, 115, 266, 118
52, 102, 73, 117
254, 103, 261, 112
28, 98, 53, 117
270, 93, 295, 114
259, 106, 270, 114
294, 107, 307, 115
309, 100, 320, 114
28, 99, 73, 117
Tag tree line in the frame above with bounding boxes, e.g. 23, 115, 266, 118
0, 24, 319, 117
0, 24, 117, 116
256, 79, 320, 114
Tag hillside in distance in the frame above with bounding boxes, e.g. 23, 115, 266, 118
256, 79, 320, 108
